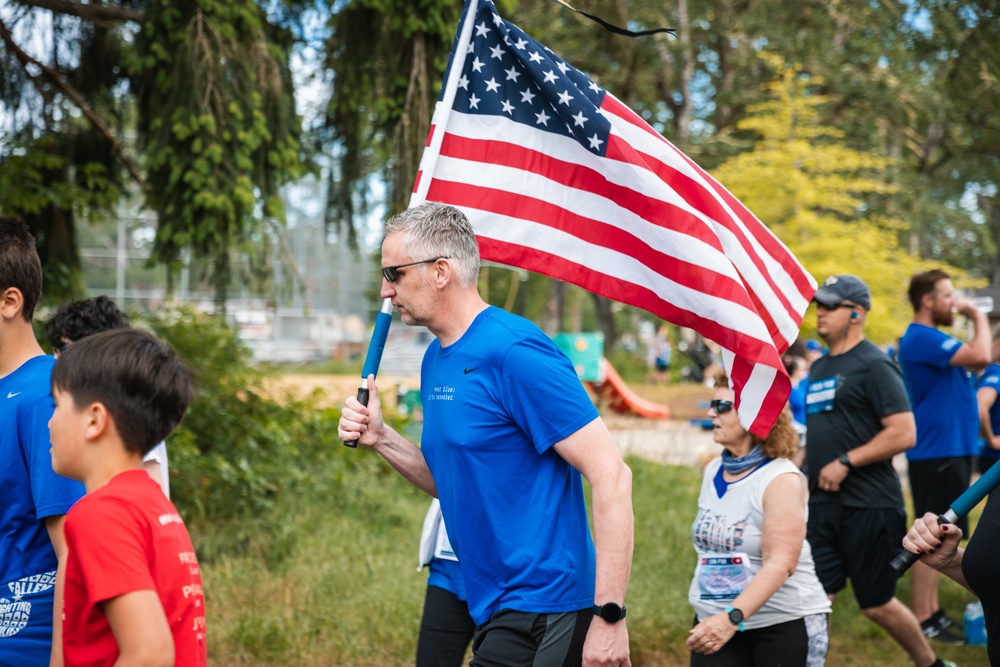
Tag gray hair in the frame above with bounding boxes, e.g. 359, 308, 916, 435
384, 202, 481, 288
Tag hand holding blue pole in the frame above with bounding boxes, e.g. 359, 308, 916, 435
343, 298, 393, 447
891, 458, 1000, 572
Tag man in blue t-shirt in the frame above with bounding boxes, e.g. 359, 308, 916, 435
0, 216, 86, 665
977, 358, 1000, 472
899, 269, 991, 644
339, 203, 634, 667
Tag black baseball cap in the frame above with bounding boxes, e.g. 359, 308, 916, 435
813, 274, 872, 310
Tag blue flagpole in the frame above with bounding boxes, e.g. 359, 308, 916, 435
891, 459, 1000, 572
343, 298, 393, 447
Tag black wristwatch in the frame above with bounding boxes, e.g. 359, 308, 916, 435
593, 602, 627, 623
838, 453, 853, 469
725, 605, 745, 631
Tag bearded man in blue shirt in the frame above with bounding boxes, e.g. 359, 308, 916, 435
899, 269, 991, 644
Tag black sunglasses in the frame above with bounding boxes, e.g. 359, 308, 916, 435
814, 301, 856, 312
382, 256, 449, 282
710, 399, 734, 414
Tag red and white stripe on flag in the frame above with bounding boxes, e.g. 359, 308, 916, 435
410, 0, 816, 437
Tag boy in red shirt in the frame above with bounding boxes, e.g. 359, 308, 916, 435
48, 328, 205, 666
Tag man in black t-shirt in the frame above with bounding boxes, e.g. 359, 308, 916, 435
805, 274, 952, 667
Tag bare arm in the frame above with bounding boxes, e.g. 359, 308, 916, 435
104, 590, 175, 667
45, 515, 68, 667
687, 472, 806, 654
978, 387, 1000, 450
902, 513, 970, 592
818, 411, 915, 492
337, 375, 437, 496
950, 303, 991, 372
553, 418, 633, 667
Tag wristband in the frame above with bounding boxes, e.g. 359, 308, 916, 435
725, 605, 745, 631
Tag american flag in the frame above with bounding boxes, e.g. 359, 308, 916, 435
411, 0, 816, 437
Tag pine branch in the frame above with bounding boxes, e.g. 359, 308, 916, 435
11, 0, 142, 25
0, 15, 149, 192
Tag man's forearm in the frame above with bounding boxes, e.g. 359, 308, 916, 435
849, 412, 915, 466
372, 426, 438, 496
590, 465, 634, 604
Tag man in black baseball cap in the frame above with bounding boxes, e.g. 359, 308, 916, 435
805, 274, 952, 667
812, 274, 872, 310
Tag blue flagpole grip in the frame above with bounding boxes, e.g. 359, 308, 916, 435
344, 298, 393, 448
890, 461, 1000, 572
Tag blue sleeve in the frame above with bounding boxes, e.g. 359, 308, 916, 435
499, 336, 598, 454
978, 367, 1000, 391
21, 394, 85, 519
904, 327, 963, 368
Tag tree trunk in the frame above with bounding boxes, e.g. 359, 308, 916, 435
545, 278, 566, 334
590, 293, 617, 351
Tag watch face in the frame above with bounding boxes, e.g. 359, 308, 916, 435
728, 608, 744, 624
598, 603, 624, 623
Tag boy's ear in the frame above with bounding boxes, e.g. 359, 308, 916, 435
0, 287, 24, 321
84, 402, 112, 441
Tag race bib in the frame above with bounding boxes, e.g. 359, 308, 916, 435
695, 552, 750, 601
433, 522, 458, 562
806, 377, 837, 414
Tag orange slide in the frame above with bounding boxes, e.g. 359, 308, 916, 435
590, 359, 671, 419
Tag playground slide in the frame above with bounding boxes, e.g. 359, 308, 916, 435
592, 359, 671, 419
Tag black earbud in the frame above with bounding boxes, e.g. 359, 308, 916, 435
851, 311, 859, 319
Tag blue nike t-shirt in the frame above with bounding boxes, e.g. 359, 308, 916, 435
899, 323, 979, 461
420, 307, 598, 625
0, 355, 86, 664
977, 364, 1000, 464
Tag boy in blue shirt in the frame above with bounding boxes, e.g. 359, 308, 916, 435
0, 215, 86, 665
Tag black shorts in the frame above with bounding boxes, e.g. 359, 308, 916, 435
417, 585, 475, 667
807, 503, 905, 610
470, 608, 591, 667
690, 614, 828, 667
909, 456, 972, 535
977, 454, 1000, 476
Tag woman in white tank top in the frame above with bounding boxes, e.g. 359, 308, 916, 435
687, 371, 831, 666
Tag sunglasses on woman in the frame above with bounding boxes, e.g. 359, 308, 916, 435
710, 399, 734, 414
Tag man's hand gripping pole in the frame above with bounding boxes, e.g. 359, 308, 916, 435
344, 298, 393, 447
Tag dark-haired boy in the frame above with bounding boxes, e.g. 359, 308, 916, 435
49, 328, 206, 666
0, 215, 85, 665
45, 295, 172, 498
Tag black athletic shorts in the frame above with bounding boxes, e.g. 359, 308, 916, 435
417, 585, 475, 667
909, 456, 972, 535
807, 503, 905, 610
690, 614, 828, 667
470, 608, 592, 667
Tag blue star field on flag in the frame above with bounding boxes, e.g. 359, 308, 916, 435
452, 0, 612, 156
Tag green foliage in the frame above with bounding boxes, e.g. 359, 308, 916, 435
200, 463, 428, 665
323, 0, 460, 235
711, 56, 978, 344
197, 455, 982, 665
0, 135, 121, 302
146, 307, 356, 522
136, 0, 306, 304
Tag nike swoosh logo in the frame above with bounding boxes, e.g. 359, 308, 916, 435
463, 367, 478, 374
7, 391, 22, 398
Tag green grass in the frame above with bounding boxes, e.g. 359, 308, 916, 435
196, 455, 989, 666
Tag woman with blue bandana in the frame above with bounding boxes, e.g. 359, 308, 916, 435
687, 371, 831, 666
